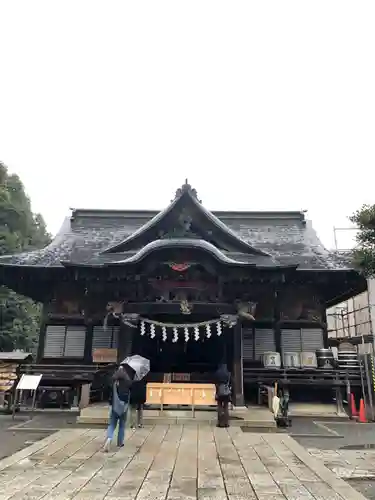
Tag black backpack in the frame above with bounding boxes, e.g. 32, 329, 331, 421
217, 382, 231, 398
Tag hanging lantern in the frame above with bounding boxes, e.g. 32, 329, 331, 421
140, 321, 146, 336
162, 325, 167, 342
172, 327, 178, 343
216, 322, 222, 336
194, 325, 199, 341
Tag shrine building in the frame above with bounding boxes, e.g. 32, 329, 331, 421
0, 181, 366, 407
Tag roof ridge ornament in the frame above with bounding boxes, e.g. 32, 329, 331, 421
173, 179, 202, 203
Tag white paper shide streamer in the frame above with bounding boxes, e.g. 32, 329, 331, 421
140, 321, 146, 336
194, 325, 200, 341
206, 323, 211, 338
172, 327, 178, 343
150, 323, 156, 339
138, 318, 224, 342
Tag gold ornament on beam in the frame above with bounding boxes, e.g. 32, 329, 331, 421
106, 301, 124, 315
180, 299, 192, 315
220, 314, 238, 328
104, 301, 125, 330
237, 301, 257, 321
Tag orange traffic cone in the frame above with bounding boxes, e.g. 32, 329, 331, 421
350, 393, 358, 418
358, 398, 367, 423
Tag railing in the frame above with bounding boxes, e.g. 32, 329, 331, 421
19, 363, 102, 383
243, 366, 362, 387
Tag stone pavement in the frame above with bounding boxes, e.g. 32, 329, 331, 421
0, 426, 367, 500
308, 446, 375, 480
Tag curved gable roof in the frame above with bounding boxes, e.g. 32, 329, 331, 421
103, 181, 269, 257
62, 239, 286, 268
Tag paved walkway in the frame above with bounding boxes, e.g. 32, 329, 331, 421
0, 426, 366, 500
309, 446, 375, 480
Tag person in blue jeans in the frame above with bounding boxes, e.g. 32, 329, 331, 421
103, 364, 134, 452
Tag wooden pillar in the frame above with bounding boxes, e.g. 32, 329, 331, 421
79, 383, 91, 409
118, 323, 135, 363
84, 321, 94, 364
274, 289, 282, 354
232, 320, 244, 407
36, 308, 47, 362
335, 385, 345, 416
322, 308, 329, 348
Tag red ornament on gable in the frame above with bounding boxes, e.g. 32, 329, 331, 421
170, 263, 190, 272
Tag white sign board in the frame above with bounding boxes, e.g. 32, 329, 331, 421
17, 374, 42, 391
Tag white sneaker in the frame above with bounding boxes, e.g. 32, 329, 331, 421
103, 438, 111, 453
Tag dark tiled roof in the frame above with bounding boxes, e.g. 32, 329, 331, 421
0, 208, 354, 271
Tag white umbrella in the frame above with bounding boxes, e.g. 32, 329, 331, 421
121, 355, 150, 381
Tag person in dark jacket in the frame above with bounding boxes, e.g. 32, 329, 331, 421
103, 364, 134, 451
214, 363, 231, 428
129, 378, 147, 428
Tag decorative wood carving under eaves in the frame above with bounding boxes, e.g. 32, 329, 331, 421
279, 286, 323, 321
159, 208, 200, 239
106, 301, 124, 315
236, 301, 257, 321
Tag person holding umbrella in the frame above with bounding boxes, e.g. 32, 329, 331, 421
103, 354, 150, 451
103, 363, 134, 452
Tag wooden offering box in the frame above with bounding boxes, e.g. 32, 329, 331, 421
146, 382, 216, 414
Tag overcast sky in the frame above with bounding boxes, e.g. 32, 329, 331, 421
1, 1, 374, 250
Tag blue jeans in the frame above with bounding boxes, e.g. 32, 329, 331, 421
107, 408, 127, 446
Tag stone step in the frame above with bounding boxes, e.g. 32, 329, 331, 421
77, 405, 277, 428
77, 417, 276, 428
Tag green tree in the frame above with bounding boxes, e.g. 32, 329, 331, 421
0, 162, 51, 352
350, 204, 375, 277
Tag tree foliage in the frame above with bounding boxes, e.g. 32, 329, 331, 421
350, 204, 375, 277
0, 162, 51, 352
